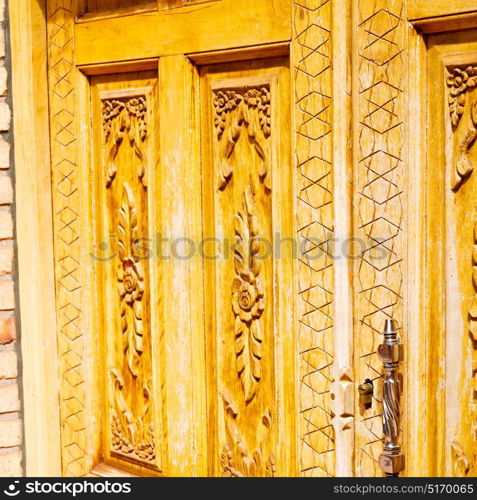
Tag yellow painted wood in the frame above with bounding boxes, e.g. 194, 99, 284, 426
74, 0, 291, 65
17, 0, 477, 478
200, 57, 295, 477
353, 0, 407, 478
42, 0, 298, 478
424, 30, 477, 477
409, 0, 477, 21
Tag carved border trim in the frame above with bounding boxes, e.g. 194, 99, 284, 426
47, 0, 88, 476
292, 0, 335, 477
355, 0, 406, 477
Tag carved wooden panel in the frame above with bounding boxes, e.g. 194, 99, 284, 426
201, 58, 295, 477
91, 73, 163, 475
442, 58, 477, 477
292, 0, 335, 477
354, 0, 406, 477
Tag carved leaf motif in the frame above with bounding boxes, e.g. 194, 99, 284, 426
220, 392, 275, 477
117, 183, 144, 377
110, 369, 155, 463
232, 186, 265, 403
214, 87, 271, 191
446, 67, 477, 191
451, 441, 471, 477
102, 96, 147, 188
447, 66, 477, 128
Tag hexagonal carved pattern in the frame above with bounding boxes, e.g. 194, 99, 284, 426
47, 0, 88, 477
355, 0, 406, 477
293, 0, 335, 477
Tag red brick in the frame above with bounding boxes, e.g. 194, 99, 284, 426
0, 384, 20, 413
0, 450, 23, 477
0, 102, 10, 132
0, 349, 17, 379
0, 136, 9, 170
0, 281, 14, 310
0, 419, 22, 447
0, 246, 12, 275
0, 316, 15, 344
0, 176, 12, 204
0, 210, 12, 239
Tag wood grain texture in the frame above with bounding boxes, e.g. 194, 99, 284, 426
409, 0, 477, 21
162, 0, 220, 8
157, 55, 206, 476
86, 0, 153, 11
74, 0, 290, 65
292, 0, 335, 477
354, 0, 407, 477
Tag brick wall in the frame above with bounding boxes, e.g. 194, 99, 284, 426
0, 0, 22, 477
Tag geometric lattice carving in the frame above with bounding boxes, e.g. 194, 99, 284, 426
355, 0, 406, 477
47, 0, 88, 477
293, 0, 335, 477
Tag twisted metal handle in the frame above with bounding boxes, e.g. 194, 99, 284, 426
378, 319, 405, 477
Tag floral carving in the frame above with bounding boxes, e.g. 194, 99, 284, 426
102, 96, 147, 188
214, 87, 271, 190
446, 66, 477, 191
110, 369, 155, 464
451, 441, 471, 477
117, 183, 144, 377
220, 392, 275, 477
232, 186, 265, 404
447, 67, 477, 128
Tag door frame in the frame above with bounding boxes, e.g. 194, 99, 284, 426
11, 0, 343, 477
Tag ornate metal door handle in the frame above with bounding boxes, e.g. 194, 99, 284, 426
378, 319, 405, 476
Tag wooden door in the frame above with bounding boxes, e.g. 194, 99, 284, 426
45, 0, 296, 477
43, 0, 477, 479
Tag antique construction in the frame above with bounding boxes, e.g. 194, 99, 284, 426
10, 0, 477, 479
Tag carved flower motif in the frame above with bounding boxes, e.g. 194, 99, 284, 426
244, 87, 271, 137
118, 257, 144, 306
126, 97, 147, 140
447, 66, 477, 128
214, 90, 242, 139
232, 269, 265, 324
